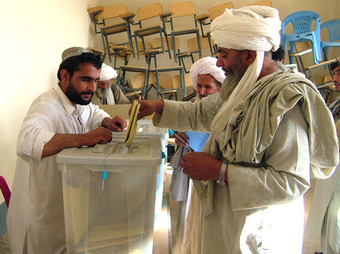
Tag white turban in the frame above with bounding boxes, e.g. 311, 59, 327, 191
100, 63, 118, 81
190, 57, 226, 90
210, 6, 281, 126
210, 6, 281, 52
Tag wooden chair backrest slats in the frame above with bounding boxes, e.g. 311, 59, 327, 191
102, 4, 127, 20
137, 3, 163, 21
208, 2, 234, 20
169, 1, 196, 18
247, 0, 272, 7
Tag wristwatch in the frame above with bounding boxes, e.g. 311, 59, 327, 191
217, 161, 227, 185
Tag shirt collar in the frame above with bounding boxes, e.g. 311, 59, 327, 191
53, 84, 85, 117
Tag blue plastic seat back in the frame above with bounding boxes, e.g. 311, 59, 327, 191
281, 11, 321, 64
321, 19, 340, 60
321, 19, 340, 42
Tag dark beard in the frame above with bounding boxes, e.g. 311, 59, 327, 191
65, 82, 93, 105
219, 59, 247, 101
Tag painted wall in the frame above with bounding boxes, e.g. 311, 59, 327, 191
0, 0, 97, 202
0, 0, 339, 202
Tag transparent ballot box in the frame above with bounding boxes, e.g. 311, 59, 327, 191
111, 120, 169, 228
57, 138, 162, 254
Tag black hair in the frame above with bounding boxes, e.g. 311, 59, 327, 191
272, 45, 286, 62
330, 61, 340, 71
57, 52, 103, 81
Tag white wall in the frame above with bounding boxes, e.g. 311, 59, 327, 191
0, 0, 339, 201
0, 0, 97, 202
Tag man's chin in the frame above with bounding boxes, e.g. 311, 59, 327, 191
77, 96, 93, 105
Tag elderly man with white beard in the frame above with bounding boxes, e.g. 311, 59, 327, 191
91, 63, 130, 105
133, 6, 339, 254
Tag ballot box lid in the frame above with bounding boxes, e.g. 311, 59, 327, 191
112, 119, 169, 139
56, 137, 162, 168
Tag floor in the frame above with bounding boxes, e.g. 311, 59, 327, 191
0, 169, 322, 254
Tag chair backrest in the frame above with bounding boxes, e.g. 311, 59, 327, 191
0, 176, 11, 207
247, 0, 272, 6
137, 3, 163, 22
321, 19, 340, 42
101, 4, 128, 21
208, 2, 234, 20
173, 73, 192, 88
88, 6, 104, 23
169, 1, 196, 18
128, 73, 146, 89
152, 37, 179, 51
150, 73, 173, 89
187, 36, 210, 52
282, 11, 321, 35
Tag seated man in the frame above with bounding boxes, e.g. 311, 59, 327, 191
92, 63, 130, 105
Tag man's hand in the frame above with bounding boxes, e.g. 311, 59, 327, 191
131, 100, 164, 120
86, 127, 113, 146
102, 116, 127, 132
175, 132, 189, 147
180, 152, 224, 182
42, 126, 114, 158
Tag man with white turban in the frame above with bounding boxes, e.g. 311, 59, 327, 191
189, 56, 225, 100
91, 63, 130, 105
134, 6, 339, 253
169, 56, 225, 251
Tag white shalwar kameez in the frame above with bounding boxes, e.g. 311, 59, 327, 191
7, 85, 109, 254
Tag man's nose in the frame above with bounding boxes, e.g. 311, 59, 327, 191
88, 81, 96, 92
216, 57, 222, 67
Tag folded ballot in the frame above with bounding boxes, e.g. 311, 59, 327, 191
124, 100, 140, 147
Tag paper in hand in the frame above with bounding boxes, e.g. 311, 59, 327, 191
124, 100, 140, 147
185, 131, 210, 152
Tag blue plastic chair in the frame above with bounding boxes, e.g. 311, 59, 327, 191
321, 19, 340, 61
281, 11, 322, 64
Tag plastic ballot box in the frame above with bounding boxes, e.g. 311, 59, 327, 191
111, 120, 169, 228
57, 138, 162, 254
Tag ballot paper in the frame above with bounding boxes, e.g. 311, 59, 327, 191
185, 131, 210, 152
124, 100, 140, 147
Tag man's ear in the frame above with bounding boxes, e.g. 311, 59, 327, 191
60, 69, 69, 83
59, 69, 70, 92
245, 50, 257, 65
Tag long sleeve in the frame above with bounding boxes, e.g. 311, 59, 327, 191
153, 93, 223, 132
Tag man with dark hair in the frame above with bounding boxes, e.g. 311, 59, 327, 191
271, 44, 286, 62
7, 47, 127, 253
330, 60, 340, 91
327, 60, 340, 121
271, 45, 289, 72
